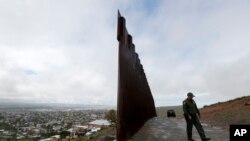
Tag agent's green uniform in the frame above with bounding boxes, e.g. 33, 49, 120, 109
183, 98, 206, 140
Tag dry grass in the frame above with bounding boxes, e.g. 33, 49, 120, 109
200, 95, 250, 130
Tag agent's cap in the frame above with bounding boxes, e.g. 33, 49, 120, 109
187, 92, 195, 97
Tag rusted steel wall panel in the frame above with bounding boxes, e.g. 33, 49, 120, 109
117, 11, 157, 141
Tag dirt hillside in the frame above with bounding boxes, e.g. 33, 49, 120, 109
200, 95, 250, 130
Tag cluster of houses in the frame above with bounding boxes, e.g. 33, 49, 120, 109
39, 119, 111, 141
0, 110, 112, 140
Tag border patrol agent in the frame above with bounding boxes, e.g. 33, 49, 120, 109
183, 92, 211, 141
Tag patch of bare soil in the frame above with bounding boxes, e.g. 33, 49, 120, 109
200, 96, 250, 130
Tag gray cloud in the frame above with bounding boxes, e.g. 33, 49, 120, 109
0, 0, 250, 107
134, 0, 250, 107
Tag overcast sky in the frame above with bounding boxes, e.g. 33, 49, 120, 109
0, 0, 250, 107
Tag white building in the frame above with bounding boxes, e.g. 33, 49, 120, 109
88, 119, 111, 128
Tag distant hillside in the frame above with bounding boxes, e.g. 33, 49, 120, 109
200, 95, 250, 130
0, 102, 113, 112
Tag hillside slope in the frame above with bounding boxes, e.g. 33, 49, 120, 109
200, 96, 250, 129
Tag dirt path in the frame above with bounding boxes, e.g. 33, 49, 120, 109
130, 117, 229, 141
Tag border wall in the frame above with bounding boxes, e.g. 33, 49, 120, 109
116, 11, 157, 141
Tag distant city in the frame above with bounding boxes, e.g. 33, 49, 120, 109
0, 103, 114, 140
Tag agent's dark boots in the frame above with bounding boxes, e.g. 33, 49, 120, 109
202, 137, 211, 141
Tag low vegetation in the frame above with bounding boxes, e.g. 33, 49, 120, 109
200, 95, 250, 130
71, 127, 114, 141
105, 109, 117, 125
